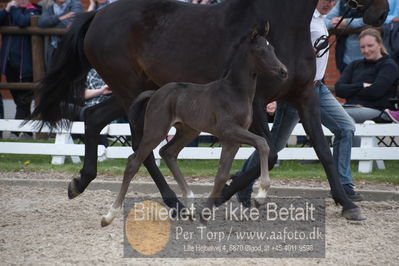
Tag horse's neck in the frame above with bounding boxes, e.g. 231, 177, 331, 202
223, 51, 257, 101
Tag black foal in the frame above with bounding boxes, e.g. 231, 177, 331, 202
101, 24, 287, 226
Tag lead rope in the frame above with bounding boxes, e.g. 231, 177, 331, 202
314, 4, 356, 58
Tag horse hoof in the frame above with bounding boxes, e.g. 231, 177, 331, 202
101, 217, 111, 227
68, 179, 81, 199
254, 197, 267, 207
164, 198, 186, 210
214, 196, 226, 207
342, 207, 367, 221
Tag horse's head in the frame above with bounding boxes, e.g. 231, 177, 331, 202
250, 23, 288, 81
346, 0, 389, 26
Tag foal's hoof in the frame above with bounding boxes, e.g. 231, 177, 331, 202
254, 197, 267, 208
342, 207, 367, 221
101, 217, 112, 227
68, 178, 81, 199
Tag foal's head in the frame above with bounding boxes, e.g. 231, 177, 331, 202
249, 23, 288, 81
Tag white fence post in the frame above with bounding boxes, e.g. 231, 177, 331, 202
51, 133, 81, 165
358, 121, 385, 173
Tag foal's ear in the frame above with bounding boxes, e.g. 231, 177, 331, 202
250, 27, 258, 41
264, 22, 270, 36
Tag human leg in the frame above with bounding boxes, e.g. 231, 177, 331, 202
6, 66, 33, 137
0, 92, 3, 138
317, 83, 363, 201
344, 106, 390, 123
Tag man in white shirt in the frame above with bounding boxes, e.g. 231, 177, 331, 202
236, 0, 364, 207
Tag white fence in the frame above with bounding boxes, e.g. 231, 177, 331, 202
0, 119, 398, 173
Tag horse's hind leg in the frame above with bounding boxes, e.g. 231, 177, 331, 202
159, 125, 200, 200
131, 108, 187, 211
68, 97, 124, 199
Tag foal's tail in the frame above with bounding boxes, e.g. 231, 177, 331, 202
128, 90, 156, 125
28, 11, 96, 129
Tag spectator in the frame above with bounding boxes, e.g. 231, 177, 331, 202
77, 69, 112, 147
236, 0, 365, 207
0, 92, 3, 138
38, 0, 54, 9
38, 0, 83, 69
385, 0, 399, 24
0, 0, 41, 139
335, 28, 399, 123
87, 0, 109, 11
325, 0, 366, 73
382, 0, 399, 67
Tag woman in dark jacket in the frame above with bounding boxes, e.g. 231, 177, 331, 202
0, 0, 41, 139
38, 0, 83, 69
335, 28, 399, 123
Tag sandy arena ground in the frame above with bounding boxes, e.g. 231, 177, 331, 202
0, 171, 398, 265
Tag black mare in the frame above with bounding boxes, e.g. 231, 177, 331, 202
30, 0, 389, 221
101, 25, 288, 226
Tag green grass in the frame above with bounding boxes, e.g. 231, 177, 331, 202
0, 153, 398, 184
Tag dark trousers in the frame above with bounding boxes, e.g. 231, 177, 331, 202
6, 66, 33, 120
0, 92, 3, 138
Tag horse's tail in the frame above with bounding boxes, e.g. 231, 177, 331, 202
28, 11, 96, 129
128, 90, 156, 125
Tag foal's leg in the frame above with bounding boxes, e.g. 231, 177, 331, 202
159, 124, 200, 199
205, 142, 240, 210
217, 127, 270, 206
68, 97, 124, 199
101, 127, 170, 227
130, 109, 186, 211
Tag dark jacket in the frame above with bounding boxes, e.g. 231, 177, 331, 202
38, 0, 83, 29
335, 55, 399, 110
0, 4, 41, 79
38, 0, 83, 69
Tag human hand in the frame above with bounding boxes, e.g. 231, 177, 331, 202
363, 82, 372, 88
59, 12, 75, 21
5, 0, 16, 12
100, 85, 112, 95
392, 17, 399, 23
266, 101, 277, 116
331, 17, 347, 28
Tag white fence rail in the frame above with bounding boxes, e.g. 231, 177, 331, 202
1, 119, 398, 173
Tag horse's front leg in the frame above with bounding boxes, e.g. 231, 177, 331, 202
205, 142, 240, 213
68, 97, 124, 199
214, 99, 273, 206
296, 90, 365, 221
216, 127, 271, 207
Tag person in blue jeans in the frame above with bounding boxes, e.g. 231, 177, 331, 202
236, 0, 364, 207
